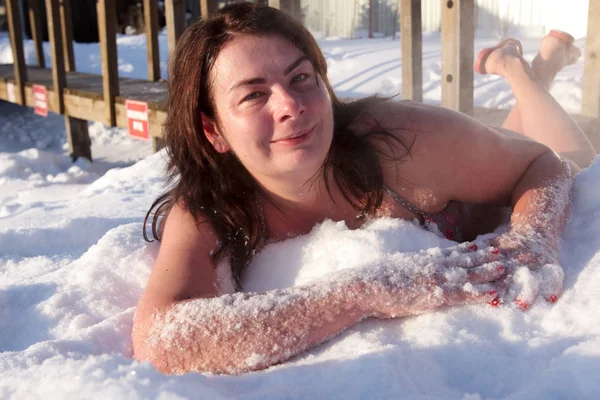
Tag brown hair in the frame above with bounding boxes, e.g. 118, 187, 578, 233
144, 2, 410, 289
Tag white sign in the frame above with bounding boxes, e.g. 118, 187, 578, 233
7, 83, 16, 103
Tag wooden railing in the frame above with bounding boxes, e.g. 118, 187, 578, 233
1, 0, 598, 162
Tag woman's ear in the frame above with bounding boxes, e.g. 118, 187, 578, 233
201, 113, 230, 153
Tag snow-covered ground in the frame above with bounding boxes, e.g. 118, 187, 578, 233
0, 25, 599, 399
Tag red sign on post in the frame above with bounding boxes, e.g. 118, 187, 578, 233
125, 99, 150, 141
33, 85, 48, 117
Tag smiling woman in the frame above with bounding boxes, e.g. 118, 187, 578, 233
132, 2, 595, 375
202, 35, 334, 181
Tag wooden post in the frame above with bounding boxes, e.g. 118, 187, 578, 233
28, 0, 46, 68
46, 0, 66, 114
97, 0, 119, 126
400, 0, 423, 102
268, 0, 281, 9
152, 136, 166, 153
144, 0, 160, 81
65, 116, 92, 161
165, 0, 186, 55
368, 0, 373, 38
291, 0, 302, 21
5, 0, 27, 105
200, 0, 217, 19
441, 0, 474, 115
59, 0, 76, 72
582, 0, 600, 118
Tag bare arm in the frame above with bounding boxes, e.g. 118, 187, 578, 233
372, 101, 574, 305
507, 150, 571, 251
133, 203, 502, 375
134, 274, 366, 375
490, 151, 571, 306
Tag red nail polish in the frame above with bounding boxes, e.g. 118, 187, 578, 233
515, 299, 529, 310
488, 290, 497, 296
547, 295, 558, 303
496, 265, 505, 272
469, 244, 478, 251
491, 248, 500, 255
489, 297, 500, 307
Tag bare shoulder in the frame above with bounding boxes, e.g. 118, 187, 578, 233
135, 202, 228, 320
351, 99, 433, 136
356, 99, 553, 206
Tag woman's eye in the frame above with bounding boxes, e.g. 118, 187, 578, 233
242, 92, 262, 102
291, 73, 309, 83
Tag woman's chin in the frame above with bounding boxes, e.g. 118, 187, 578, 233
274, 151, 328, 177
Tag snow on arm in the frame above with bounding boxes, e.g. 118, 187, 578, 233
491, 152, 572, 307
138, 246, 504, 375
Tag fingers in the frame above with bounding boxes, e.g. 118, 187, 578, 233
466, 262, 506, 283
443, 284, 500, 306
508, 267, 541, 311
539, 263, 564, 303
437, 243, 502, 269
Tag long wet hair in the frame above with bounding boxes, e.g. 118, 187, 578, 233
144, 2, 411, 289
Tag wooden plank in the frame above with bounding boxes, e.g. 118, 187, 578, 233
28, 0, 46, 68
5, 0, 27, 105
0, 65, 167, 106
59, 0, 76, 72
400, 0, 423, 102
268, 0, 281, 9
289, 0, 302, 21
97, 0, 120, 126
65, 116, 92, 161
441, 0, 474, 115
165, 0, 186, 55
200, 0, 217, 19
144, 0, 161, 81
582, 0, 600, 118
152, 136, 166, 153
64, 93, 106, 121
25, 84, 58, 113
46, 0, 66, 114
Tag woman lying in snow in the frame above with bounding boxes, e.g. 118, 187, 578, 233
132, 3, 596, 375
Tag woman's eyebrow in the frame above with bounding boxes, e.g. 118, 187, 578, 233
283, 56, 310, 75
228, 56, 310, 93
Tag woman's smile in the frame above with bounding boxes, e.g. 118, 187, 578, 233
271, 124, 316, 146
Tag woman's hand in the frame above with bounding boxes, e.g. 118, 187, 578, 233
486, 228, 565, 310
350, 242, 507, 319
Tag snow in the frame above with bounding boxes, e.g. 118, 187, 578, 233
1, 23, 599, 399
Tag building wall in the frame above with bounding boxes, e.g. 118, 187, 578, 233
299, 0, 590, 39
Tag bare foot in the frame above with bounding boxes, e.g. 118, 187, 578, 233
532, 35, 582, 89
477, 39, 524, 78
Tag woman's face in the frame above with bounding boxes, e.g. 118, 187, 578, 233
205, 34, 334, 184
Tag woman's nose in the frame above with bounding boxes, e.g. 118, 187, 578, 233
273, 88, 306, 122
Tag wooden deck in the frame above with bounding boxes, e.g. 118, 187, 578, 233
1, 64, 599, 153
0, 64, 167, 138
2, 0, 598, 161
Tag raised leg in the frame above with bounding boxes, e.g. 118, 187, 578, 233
482, 40, 595, 168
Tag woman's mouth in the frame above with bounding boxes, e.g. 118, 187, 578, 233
272, 125, 315, 145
